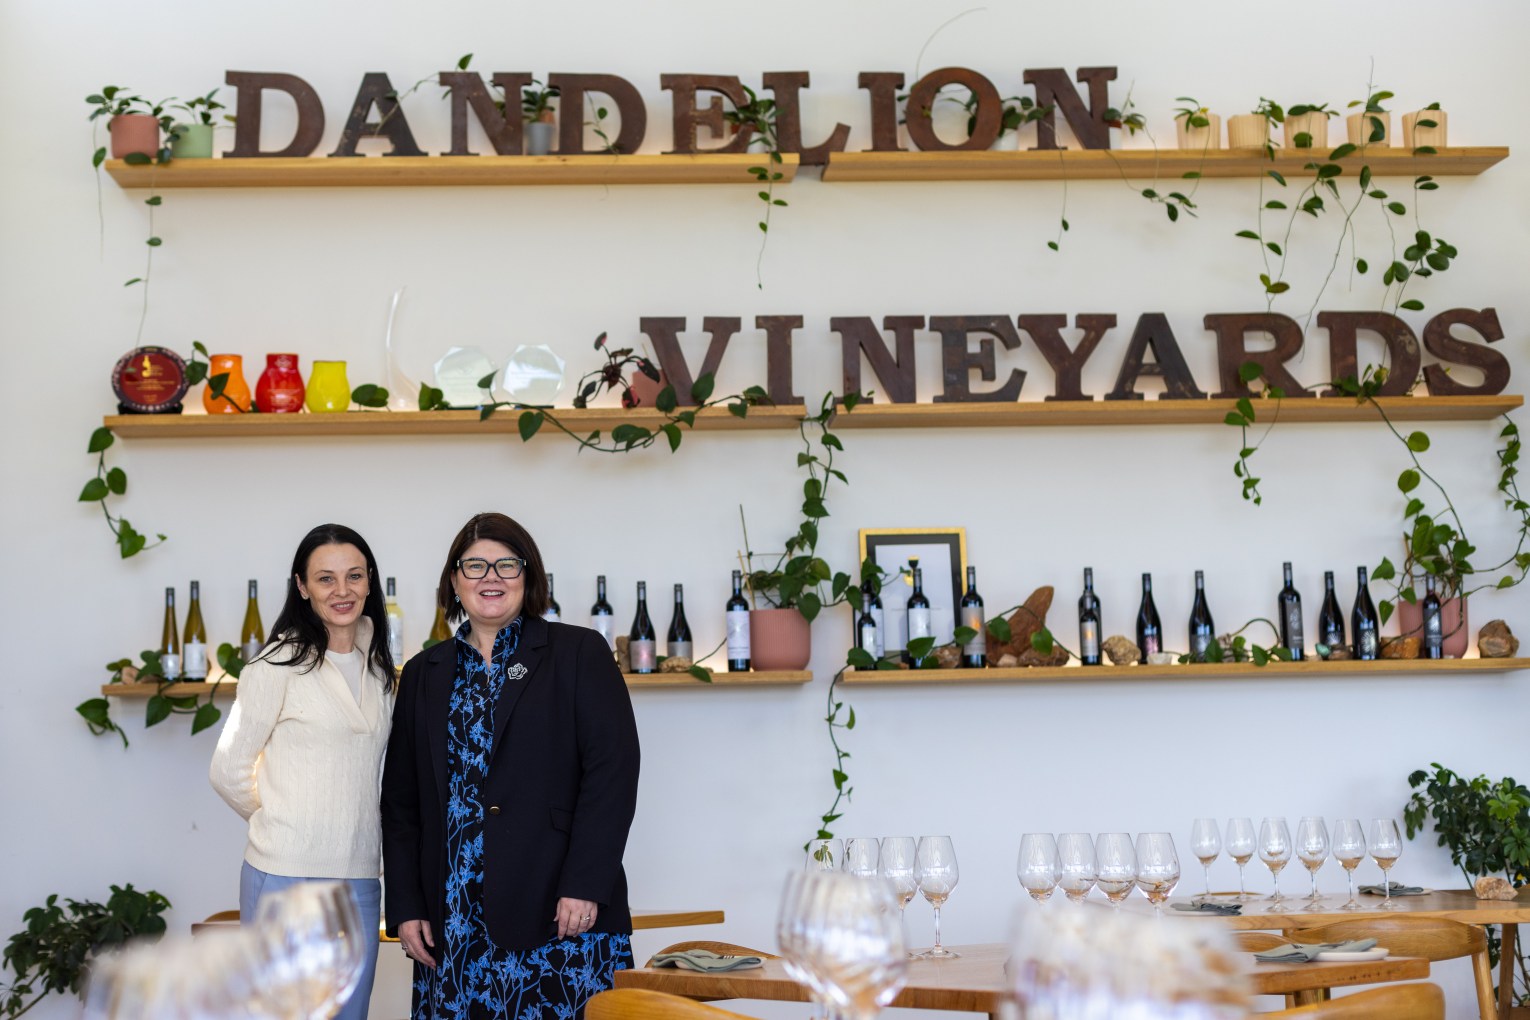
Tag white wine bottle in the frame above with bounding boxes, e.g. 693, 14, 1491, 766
182, 580, 208, 680
384, 577, 404, 664
241, 580, 265, 663
160, 587, 182, 681
545, 573, 562, 622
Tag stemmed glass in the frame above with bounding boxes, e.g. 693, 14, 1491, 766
1296, 816, 1330, 904
807, 838, 843, 871
914, 835, 960, 959
844, 837, 881, 877
252, 880, 367, 1020
1258, 817, 1293, 913
879, 836, 918, 959
1056, 833, 1097, 905
797, 871, 909, 1020
1095, 833, 1137, 909
777, 870, 845, 1015
1134, 833, 1181, 917
1017, 833, 1061, 904
1189, 818, 1221, 896
1225, 818, 1256, 901
1332, 819, 1368, 911
1370, 818, 1404, 910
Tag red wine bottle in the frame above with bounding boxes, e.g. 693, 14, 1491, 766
857, 592, 878, 656
590, 575, 615, 650
544, 572, 562, 622
1317, 570, 1345, 653
1352, 566, 1380, 660
629, 581, 656, 673
1188, 570, 1215, 662
904, 565, 932, 666
958, 566, 985, 668
1421, 576, 1444, 660
1135, 573, 1162, 663
726, 569, 751, 671
1078, 567, 1102, 666
666, 583, 693, 660
1278, 561, 1305, 661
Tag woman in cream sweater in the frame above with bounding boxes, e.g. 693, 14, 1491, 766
211, 523, 396, 1020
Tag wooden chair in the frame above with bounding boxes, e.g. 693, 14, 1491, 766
645, 940, 778, 966
585, 989, 760, 1019
1290, 917, 1493, 1020
1234, 931, 1294, 953
1258, 982, 1444, 1018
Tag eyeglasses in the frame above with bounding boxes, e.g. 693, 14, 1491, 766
456, 557, 526, 580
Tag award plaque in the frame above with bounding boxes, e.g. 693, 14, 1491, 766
112, 346, 189, 414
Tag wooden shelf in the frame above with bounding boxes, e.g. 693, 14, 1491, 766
103, 395, 1522, 440
843, 657, 1530, 685
821, 146, 1509, 182
103, 153, 799, 189
101, 670, 808, 698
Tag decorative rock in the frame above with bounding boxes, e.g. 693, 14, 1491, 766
932, 644, 962, 669
658, 656, 694, 673
1103, 635, 1139, 665
1147, 651, 1178, 665
996, 652, 1019, 668
1479, 620, 1519, 658
1018, 643, 1070, 668
985, 586, 1055, 666
1380, 636, 1420, 659
1475, 875, 1518, 900
119, 665, 140, 684
614, 635, 631, 672
1325, 645, 1353, 661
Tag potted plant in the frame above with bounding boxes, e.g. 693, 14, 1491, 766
1403, 102, 1448, 149
1, 884, 170, 1017
1227, 97, 1282, 152
1173, 96, 1220, 151
1283, 102, 1337, 149
1388, 531, 1471, 658
1346, 88, 1393, 147
169, 89, 228, 159
86, 86, 173, 163
522, 78, 559, 155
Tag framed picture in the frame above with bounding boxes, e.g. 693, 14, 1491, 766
857, 528, 968, 653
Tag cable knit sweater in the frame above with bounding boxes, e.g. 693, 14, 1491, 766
209, 619, 395, 879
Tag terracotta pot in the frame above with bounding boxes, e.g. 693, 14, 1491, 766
749, 608, 811, 671
109, 114, 160, 159
1226, 114, 1272, 150
1403, 109, 1448, 148
1174, 112, 1221, 152
1395, 595, 1468, 658
1283, 112, 1330, 150
255, 353, 305, 413
1346, 110, 1392, 147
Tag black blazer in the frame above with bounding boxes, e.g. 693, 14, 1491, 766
381, 615, 640, 952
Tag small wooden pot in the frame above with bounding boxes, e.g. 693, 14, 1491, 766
749, 608, 811, 671
1175, 112, 1221, 151
1226, 114, 1272, 150
1403, 109, 1448, 148
1346, 110, 1392, 147
1283, 112, 1330, 150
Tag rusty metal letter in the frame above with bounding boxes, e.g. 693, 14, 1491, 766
222, 71, 325, 158
637, 317, 742, 406
829, 316, 923, 404
548, 73, 647, 155
439, 72, 530, 156
858, 72, 906, 152
329, 72, 426, 157
757, 315, 805, 406
1106, 313, 1208, 400
905, 69, 1002, 151
930, 316, 1025, 402
1022, 66, 1116, 150
763, 71, 849, 166
1316, 311, 1424, 396
1422, 308, 1511, 395
660, 74, 750, 153
1021, 314, 1116, 401
1206, 313, 1315, 398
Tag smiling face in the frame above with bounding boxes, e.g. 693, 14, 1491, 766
451, 538, 525, 634
295, 542, 370, 639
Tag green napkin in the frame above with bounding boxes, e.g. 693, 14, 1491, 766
1171, 899, 1242, 915
1254, 938, 1377, 963
649, 949, 765, 972
1359, 882, 1426, 895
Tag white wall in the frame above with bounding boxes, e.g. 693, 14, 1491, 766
4, 1, 1529, 1017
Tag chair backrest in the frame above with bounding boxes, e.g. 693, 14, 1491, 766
585, 988, 759, 1020
1232, 931, 1292, 952
1289, 917, 1486, 963
647, 939, 779, 964
1261, 982, 1444, 1019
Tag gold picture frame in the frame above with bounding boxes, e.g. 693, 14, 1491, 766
857, 528, 969, 652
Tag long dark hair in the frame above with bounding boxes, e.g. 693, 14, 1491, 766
437, 512, 550, 624
265, 523, 395, 686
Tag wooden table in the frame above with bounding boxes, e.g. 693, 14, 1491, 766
1135, 890, 1530, 1018
193, 906, 723, 939
614, 941, 1427, 1016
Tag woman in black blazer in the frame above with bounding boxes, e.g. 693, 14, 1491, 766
381, 512, 640, 1020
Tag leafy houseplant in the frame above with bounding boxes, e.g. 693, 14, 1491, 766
522, 78, 560, 155
77, 641, 244, 747
1, 884, 170, 1018
721, 85, 788, 289
168, 89, 229, 158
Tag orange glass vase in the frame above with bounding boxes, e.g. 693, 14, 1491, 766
306, 360, 351, 413
202, 354, 252, 414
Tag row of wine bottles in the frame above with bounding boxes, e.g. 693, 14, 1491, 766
854, 564, 988, 666
156, 581, 267, 681
563, 572, 755, 674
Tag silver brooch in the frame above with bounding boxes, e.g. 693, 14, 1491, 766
506, 663, 528, 680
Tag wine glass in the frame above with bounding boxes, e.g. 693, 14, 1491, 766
252, 880, 367, 1020
879, 836, 918, 958
1017, 833, 1061, 904
776, 870, 841, 1014
1134, 832, 1181, 917
1056, 833, 1097, 905
1332, 818, 1368, 910
844, 837, 881, 877
1258, 817, 1293, 912
1225, 817, 1256, 901
806, 837, 843, 871
1189, 818, 1221, 896
799, 872, 909, 1020
1095, 832, 1137, 909
914, 835, 960, 959
1370, 818, 1404, 910
1296, 816, 1330, 904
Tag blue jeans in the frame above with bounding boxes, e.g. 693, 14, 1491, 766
240, 861, 381, 1020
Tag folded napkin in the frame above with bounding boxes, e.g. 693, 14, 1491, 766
1171, 899, 1242, 915
1254, 938, 1378, 963
648, 949, 765, 972
1359, 882, 1427, 896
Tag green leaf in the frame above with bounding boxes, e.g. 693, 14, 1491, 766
79, 477, 109, 502
655, 385, 678, 414
418, 383, 447, 411
145, 194, 162, 206
76, 697, 112, 728
1373, 556, 1397, 581
1267, 170, 1286, 186
106, 467, 127, 494
191, 702, 222, 734
1224, 412, 1248, 427
798, 591, 822, 622
517, 410, 544, 441
847, 647, 876, 671
1236, 397, 1255, 421
1238, 361, 1264, 383
988, 617, 1012, 643
1398, 469, 1421, 493
145, 695, 172, 727
1387, 201, 1407, 215
906, 636, 936, 661
661, 423, 682, 452
88, 427, 115, 453
687, 664, 713, 683
611, 423, 650, 447
1251, 645, 1269, 666
350, 383, 389, 408
1031, 628, 1055, 654
690, 373, 715, 404
1406, 431, 1431, 453
1400, 299, 1424, 311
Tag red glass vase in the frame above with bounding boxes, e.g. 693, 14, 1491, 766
255, 354, 305, 413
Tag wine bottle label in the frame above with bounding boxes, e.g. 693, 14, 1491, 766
960, 606, 986, 655
668, 640, 693, 660
1190, 633, 1210, 659
160, 652, 182, 680
1142, 632, 1161, 655
907, 607, 933, 641
1357, 630, 1379, 658
1321, 627, 1343, 648
1080, 620, 1100, 656
592, 616, 616, 650
543, 609, 561, 622
1285, 607, 1305, 649
386, 616, 404, 661
630, 638, 657, 672
726, 609, 751, 658
858, 621, 877, 653
182, 641, 208, 679
1424, 608, 1443, 651
241, 639, 263, 664
870, 607, 885, 657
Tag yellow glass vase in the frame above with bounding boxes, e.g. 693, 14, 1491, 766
306, 360, 350, 413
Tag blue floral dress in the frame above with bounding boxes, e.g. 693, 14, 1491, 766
412, 619, 632, 1020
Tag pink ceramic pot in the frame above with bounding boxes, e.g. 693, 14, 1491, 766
1395, 596, 1468, 658
749, 608, 811, 671
109, 114, 160, 159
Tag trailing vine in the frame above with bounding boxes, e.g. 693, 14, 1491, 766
78, 642, 243, 748
722, 86, 787, 290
